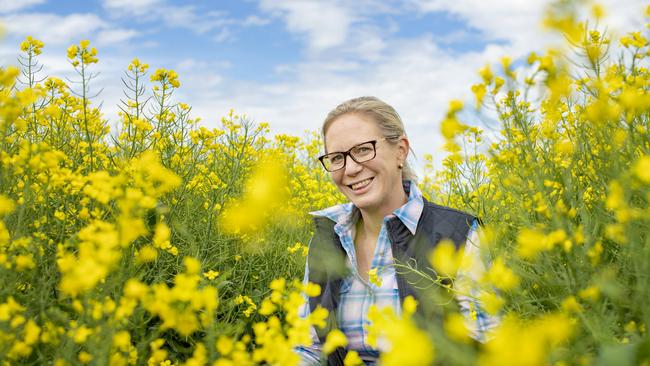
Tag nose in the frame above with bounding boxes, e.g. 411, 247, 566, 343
344, 154, 363, 175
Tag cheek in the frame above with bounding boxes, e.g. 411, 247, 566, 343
331, 171, 344, 186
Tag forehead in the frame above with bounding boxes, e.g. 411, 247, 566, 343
324, 113, 382, 152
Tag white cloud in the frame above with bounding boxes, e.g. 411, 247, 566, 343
175, 33, 501, 170
258, 0, 354, 53
97, 28, 139, 45
173, 0, 647, 172
410, 0, 553, 56
596, 0, 647, 38
102, 0, 162, 15
102, 0, 237, 37
409, 0, 647, 56
0, 13, 107, 46
161, 9, 231, 34
3, 0, 646, 174
242, 15, 271, 26
212, 27, 232, 43
0, 0, 45, 14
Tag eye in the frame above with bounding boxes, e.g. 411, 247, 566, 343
352, 146, 372, 155
329, 154, 344, 163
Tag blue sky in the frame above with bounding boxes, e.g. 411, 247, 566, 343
0, 0, 646, 170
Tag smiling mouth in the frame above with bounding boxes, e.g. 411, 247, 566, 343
347, 177, 373, 190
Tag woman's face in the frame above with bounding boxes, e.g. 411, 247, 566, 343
324, 113, 408, 215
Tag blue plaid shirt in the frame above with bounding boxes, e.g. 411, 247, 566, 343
296, 182, 498, 365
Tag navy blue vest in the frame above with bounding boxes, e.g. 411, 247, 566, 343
307, 198, 476, 366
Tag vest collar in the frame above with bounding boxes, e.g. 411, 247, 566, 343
309, 180, 423, 236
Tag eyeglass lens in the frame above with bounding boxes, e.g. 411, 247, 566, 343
322, 141, 376, 171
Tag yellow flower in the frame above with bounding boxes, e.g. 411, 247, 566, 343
633, 155, 650, 183
14, 254, 35, 271
113, 330, 131, 352
235, 295, 257, 317
516, 228, 549, 259
367, 300, 434, 366
448, 99, 464, 114
323, 329, 347, 355
23, 320, 41, 345
483, 256, 520, 291
591, 4, 606, 19
136, 245, 158, 263
479, 313, 573, 366
429, 239, 462, 277
0, 195, 15, 215
493, 77, 504, 93
403, 295, 418, 316
471, 83, 487, 106
218, 158, 289, 236
441, 117, 467, 140
287, 242, 305, 254
302, 282, 321, 297
54, 210, 66, 221
216, 336, 234, 355
561, 296, 582, 313
73, 325, 93, 344
368, 267, 382, 287
344, 350, 363, 366
578, 286, 600, 302
78, 351, 93, 364
480, 292, 504, 315
479, 65, 493, 83
444, 313, 470, 343
150, 68, 181, 88
123, 279, 148, 300
500, 56, 512, 72
66, 45, 78, 59
183, 257, 201, 275
587, 242, 603, 266
203, 270, 220, 280
258, 298, 276, 315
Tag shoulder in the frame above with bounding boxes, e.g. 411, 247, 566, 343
416, 199, 480, 248
310, 202, 353, 224
421, 198, 477, 223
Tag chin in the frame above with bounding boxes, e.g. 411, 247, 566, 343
348, 193, 379, 212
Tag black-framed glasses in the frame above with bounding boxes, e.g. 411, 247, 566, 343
318, 138, 387, 172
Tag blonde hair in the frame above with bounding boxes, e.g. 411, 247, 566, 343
322, 96, 417, 182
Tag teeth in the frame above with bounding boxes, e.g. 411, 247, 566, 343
351, 178, 372, 190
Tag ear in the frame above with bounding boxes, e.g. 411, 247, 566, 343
396, 136, 410, 162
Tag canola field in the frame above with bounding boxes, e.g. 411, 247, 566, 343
0, 2, 649, 365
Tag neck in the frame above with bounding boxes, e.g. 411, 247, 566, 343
358, 188, 408, 236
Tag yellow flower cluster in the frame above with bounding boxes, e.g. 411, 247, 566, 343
251, 279, 327, 365
151, 68, 181, 88
0, 297, 41, 360
67, 40, 98, 66
127, 58, 149, 74
20, 36, 44, 55
286, 242, 308, 256
218, 156, 290, 237
367, 296, 435, 366
135, 257, 219, 337
0, 35, 349, 364
422, 2, 650, 364
479, 313, 573, 366
3, 5, 650, 362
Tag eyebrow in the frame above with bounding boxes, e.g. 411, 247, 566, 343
326, 139, 377, 153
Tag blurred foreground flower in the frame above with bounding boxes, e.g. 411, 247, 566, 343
218, 157, 290, 236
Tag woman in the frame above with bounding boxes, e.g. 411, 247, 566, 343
296, 96, 496, 366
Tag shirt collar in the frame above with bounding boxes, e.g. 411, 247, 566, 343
392, 180, 424, 235
310, 180, 424, 235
